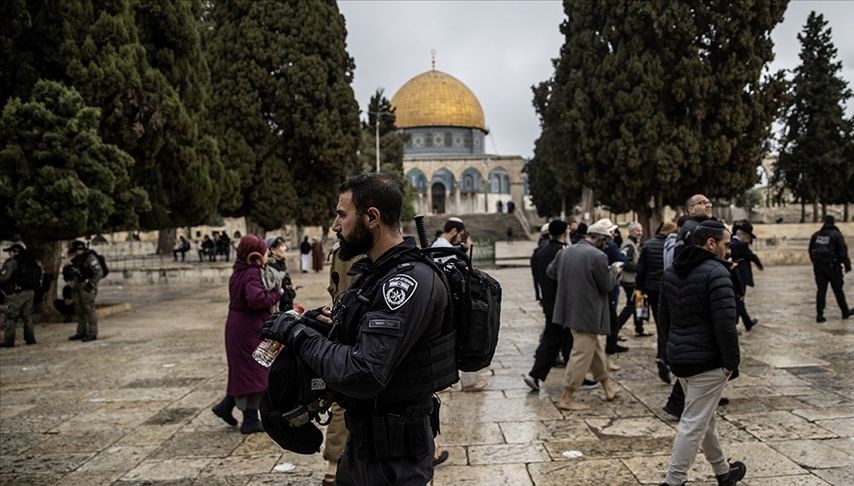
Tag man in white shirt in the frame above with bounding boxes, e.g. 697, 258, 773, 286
432, 217, 488, 392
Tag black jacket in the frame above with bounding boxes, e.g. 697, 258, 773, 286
636, 233, 667, 293
809, 224, 851, 271
730, 236, 762, 288
659, 245, 740, 377
291, 238, 449, 414
530, 239, 565, 323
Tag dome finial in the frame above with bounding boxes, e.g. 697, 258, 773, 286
431, 49, 436, 70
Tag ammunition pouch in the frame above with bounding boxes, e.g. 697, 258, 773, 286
346, 397, 439, 461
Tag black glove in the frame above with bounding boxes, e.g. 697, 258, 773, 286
260, 312, 308, 350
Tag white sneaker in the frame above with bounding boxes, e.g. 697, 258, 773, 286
523, 374, 540, 392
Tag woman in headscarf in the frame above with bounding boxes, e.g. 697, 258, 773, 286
211, 235, 282, 434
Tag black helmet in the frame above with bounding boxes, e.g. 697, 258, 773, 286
68, 240, 87, 254
259, 346, 325, 454
259, 310, 335, 454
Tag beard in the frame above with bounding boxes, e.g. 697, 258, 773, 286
337, 218, 373, 261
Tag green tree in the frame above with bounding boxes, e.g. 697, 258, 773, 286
527, 79, 582, 218
735, 188, 763, 212
537, 0, 787, 233
2, 1, 228, 238
134, 0, 231, 250
208, 0, 360, 234
0, 81, 150, 309
359, 89, 415, 222
775, 12, 853, 222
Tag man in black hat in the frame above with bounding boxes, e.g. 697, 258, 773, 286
730, 221, 763, 331
67, 240, 104, 341
809, 215, 852, 322
524, 219, 570, 391
0, 244, 39, 347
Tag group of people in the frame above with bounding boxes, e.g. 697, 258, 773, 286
524, 194, 758, 485
298, 236, 326, 273
524, 193, 852, 485
1, 240, 104, 346
214, 173, 497, 485
191, 231, 239, 262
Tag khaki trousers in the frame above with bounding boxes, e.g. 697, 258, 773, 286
563, 329, 609, 392
324, 403, 348, 462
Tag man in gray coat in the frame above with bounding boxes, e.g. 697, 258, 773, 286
548, 219, 622, 411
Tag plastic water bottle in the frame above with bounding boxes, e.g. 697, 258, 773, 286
253, 304, 305, 367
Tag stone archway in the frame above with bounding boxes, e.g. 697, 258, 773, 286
431, 183, 446, 214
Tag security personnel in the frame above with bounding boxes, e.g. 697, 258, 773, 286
0, 244, 37, 347
809, 215, 852, 322
261, 173, 454, 485
67, 240, 104, 341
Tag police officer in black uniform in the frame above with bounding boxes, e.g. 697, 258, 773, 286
260, 173, 453, 485
809, 215, 852, 322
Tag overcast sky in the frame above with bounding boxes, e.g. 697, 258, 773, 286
338, 1, 854, 160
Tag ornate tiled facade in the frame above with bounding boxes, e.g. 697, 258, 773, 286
391, 66, 529, 215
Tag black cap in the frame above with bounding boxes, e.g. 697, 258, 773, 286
3, 243, 25, 253
823, 215, 835, 225
548, 219, 568, 237
737, 221, 756, 239
68, 240, 87, 254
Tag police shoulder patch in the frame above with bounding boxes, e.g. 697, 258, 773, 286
382, 273, 418, 311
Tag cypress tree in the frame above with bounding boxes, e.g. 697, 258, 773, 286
208, 0, 360, 233
775, 12, 853, 221
537, 0, 787, 231
359, 89, 414, 221
0, 80, 150, 310
528, 79, 582, 218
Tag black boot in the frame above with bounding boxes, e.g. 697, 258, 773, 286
211, 396, 237, 426
240, 408, 264, 434
716, 461, 746, 485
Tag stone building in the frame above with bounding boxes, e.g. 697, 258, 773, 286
391, 63, 528, 215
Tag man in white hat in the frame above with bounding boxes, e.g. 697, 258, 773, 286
547, 218, 622, 410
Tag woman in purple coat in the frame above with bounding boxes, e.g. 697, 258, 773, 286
211, 235, 282, 433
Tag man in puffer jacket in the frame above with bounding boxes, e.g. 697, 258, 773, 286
659, 221, 745, 486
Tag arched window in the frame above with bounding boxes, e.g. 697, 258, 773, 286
461, 168, 482, 194
488, 167, 511, 194
431, 169, 455, 193
406, 169, 428, 194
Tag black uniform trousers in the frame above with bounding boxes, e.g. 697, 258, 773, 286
814, 263, 850, 318
336, 422, 434, 486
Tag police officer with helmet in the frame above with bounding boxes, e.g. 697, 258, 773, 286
0, 243, 38, 347
261, 173, 454, 485
66, 240, 104, 341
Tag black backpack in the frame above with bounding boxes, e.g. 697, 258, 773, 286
419, 246, 503, 372
14, 251, 43, 291
89, 250, 110, 278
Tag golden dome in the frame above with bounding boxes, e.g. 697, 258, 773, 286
391, 69, 486, 131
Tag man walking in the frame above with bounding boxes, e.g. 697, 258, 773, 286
523, 220, 569, 391
730, 221, 763, 330
809, 215, 852, 322
0, 244, 39, 347
618, 222, 650, 337
637, 221, 678, 383
659, 220, 745, 486
547, 219, 622, 411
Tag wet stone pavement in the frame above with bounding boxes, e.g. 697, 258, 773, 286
1, 265, 853, 485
